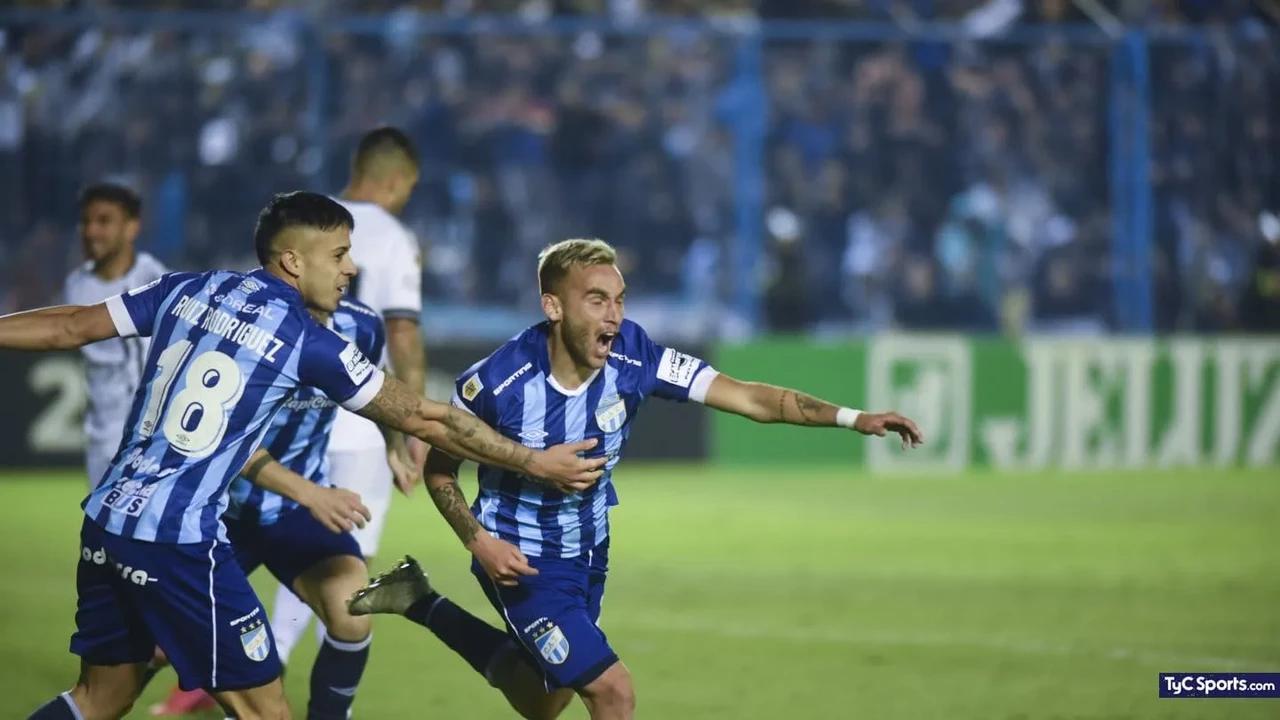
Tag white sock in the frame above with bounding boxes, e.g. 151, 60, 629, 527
271, 583, 314, 665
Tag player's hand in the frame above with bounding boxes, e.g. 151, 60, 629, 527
527, 439, 606, 494
303, 486, 372, 534
387, 447, 421, 497
406, 436, 431, 473
854, 411, 925, 449
468, 533, 538, 587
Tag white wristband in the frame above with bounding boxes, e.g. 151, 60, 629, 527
836, 407, 862, 429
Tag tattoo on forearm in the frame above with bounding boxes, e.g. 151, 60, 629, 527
777, 389, 832, 425
242, 453, 273, 480
428, 480, 482, 545
794, 392, 826, 424
361, 381, 419, 428
443, 407, 536, 473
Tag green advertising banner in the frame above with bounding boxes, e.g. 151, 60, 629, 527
713, 336, 1280, 470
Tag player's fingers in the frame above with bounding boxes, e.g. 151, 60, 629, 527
512, 557, 539, 576
355, 502, 372, 522
582, 456, 608, 470
563, 439, 600, 453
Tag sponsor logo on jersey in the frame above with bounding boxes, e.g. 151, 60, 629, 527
339, 343, 374, 385
657, 348, 700, 388
495, 362, 533, 396
609, 351, 642, 368
519, 428, 549, 448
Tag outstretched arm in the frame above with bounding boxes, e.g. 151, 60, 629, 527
240, 449, 370, 533
355, 375, 604, 488
424, 447, 537, 587
385, 316, 430, 468
0, 303, 118, 351
702, 373, 925, 448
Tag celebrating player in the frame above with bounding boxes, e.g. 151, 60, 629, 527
349, 238, 924, 720
7, 192, 604, 720
268, 126, 429, 669
217, 294, 387, 719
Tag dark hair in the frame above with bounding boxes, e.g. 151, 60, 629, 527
253, 191, 354, 265
79, 182, 142, 218
352, 126, 419, 175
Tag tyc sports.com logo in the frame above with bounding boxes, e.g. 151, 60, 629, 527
1159, 673, 1280, 699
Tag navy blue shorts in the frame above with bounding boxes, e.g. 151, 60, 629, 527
70, 517, 280, 691
225, 507, 363, 590
473, 539, 616, 691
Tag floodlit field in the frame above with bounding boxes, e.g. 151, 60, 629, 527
1, 465, 1277, 718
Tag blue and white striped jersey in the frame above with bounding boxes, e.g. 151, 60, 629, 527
451, 319, 718, 558
225, 298, 386, 525
84, 269, 386, 544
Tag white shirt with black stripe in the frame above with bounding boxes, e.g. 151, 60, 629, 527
330, 198, 423, 452
63, 252, 168, 446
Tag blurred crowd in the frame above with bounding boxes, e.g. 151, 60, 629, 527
0, 1, 1276, 335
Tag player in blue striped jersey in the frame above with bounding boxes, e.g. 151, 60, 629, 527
188, 295, 391, 719
3, 193, 605, 720
350, 239, 924, 720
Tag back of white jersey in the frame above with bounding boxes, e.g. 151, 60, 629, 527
64, 252, 168, 445
331, 198, 422, 451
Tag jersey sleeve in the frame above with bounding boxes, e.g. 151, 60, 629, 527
379, 227, 423, 321
636, 327, 719, 404
298, 324, 386, 412
103, 272, 197, 338
451, 362, 496, 422
359, 314, 389, 371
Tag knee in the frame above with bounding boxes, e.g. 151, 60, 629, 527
583, 668, 636, 712
321, 607, 371, 643
520, 691, 575, 720
71, 686, 134, 720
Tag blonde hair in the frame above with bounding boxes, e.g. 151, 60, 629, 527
537, 238, 618, 294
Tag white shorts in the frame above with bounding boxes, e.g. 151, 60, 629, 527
85, 440, 117, 490
327, 447, 393, 557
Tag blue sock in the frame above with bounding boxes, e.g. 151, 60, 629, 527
307, 632, 371, 720
28, 693, 81, 720
406, 595, 511, 679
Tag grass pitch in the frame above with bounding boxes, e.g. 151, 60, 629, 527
0, 465, 1276, 718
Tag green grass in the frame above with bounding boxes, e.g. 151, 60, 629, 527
1, 465, 1278, 718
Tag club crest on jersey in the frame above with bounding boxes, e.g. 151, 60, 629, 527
462, 374, 484, 402
239, 619, 271, 662
529, 619, 570, 665
595, 395, 627, 433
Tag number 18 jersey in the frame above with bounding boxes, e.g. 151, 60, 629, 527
84, 268, 385, 545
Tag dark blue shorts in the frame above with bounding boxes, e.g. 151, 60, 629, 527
225, 507, 363, 590
473, 539, 616, 691
70, 517, 280, 691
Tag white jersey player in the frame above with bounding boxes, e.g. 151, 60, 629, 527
63, 183, 167, 488
271, 127, 428, 666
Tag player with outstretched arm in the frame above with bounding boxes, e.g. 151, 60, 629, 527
349, 238, 923, 720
